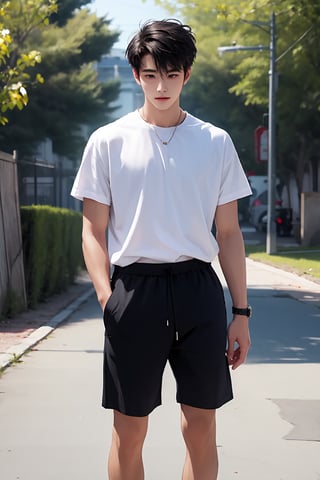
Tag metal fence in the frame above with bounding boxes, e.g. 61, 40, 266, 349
17, 158, 78, 210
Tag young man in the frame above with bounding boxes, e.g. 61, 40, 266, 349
71, 19, 252, 480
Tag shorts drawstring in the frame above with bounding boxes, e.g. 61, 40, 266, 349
113, 258, 211, 344
165, 268, 179, 341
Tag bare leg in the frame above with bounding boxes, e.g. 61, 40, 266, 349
108, 410, 148, 480
181, 404, 218, 480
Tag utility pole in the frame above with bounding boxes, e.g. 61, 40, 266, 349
266, 12, 277, 254
218, 12, 277, 254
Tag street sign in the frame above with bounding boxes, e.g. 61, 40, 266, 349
255, 126, 268, 163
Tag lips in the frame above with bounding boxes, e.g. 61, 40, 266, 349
155, 97, 170, 100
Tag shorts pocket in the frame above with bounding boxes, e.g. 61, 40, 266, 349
103, 286, 117, 331
208, 265, 224, 292
103, 291, 115, 314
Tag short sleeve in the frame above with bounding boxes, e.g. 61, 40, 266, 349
70, 131, 111, 205
218, 133, 252, 205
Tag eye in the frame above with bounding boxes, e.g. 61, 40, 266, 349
168, 73, 180, 79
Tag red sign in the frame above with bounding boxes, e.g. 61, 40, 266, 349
255, 126, 268, 163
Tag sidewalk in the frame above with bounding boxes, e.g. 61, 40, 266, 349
215, 257, 320, 479
0, 271, 94, 370
1, 260, 319, 371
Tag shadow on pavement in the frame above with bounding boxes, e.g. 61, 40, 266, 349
237, 286, 320, 364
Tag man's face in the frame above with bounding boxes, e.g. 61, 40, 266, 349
133, 55, 190, 111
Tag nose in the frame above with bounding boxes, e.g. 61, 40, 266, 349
157, 77, 167, 93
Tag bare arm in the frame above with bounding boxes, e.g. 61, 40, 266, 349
215, 200, 251, 369
82, 198, 111, 310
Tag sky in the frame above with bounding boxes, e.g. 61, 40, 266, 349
89, 0, 171, 50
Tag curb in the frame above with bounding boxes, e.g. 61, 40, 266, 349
246, 257, 320, 295
0, 287, 94, 371
246, 257, 320, 290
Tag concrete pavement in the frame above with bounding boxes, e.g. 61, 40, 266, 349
0, 258, 319, 479
215, 258, 320, 479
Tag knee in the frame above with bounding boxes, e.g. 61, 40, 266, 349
113, 413, 148, 454
181, 406, 216, 451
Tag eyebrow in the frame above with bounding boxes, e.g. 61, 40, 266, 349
141, 67, 181, 73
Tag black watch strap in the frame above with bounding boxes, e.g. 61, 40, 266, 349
232, 305, 252, 318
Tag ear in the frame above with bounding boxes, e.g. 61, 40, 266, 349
183, 68, 191, 85
132, 68, 141, 85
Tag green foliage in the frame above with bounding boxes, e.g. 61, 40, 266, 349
0, 1, 120, 159
155, 2, 265, 170
0, 0, 57, 125
2, 288, 25, 318
49, 0, 89, 26
21, 205, 83, 307
157, 0, 320, 195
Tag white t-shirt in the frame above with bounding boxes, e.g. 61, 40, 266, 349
71, 110, 252, 266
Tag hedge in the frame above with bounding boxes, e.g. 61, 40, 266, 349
21, 205, 83, 308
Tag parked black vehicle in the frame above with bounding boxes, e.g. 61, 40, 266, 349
261, 207, 293, 237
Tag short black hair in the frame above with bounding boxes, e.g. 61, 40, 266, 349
126, 19, 197, 75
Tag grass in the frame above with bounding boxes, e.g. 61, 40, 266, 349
0, 353, 23, 378
245, 244, 320, 283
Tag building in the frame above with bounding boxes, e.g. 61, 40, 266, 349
96, 48, 143, 120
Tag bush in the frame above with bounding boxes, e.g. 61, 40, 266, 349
20, 205, 83, 307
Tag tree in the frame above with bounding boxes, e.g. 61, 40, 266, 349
0, 0, 57, 125
157, 0, 320, 198
0, 0, 120, 159
49, 0, 89, 26
156, 2, 265, 172
220, 1, 320, 195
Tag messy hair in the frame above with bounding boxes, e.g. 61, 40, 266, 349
126, 19, 197, 75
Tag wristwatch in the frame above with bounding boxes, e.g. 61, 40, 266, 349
232, 305, 252, 318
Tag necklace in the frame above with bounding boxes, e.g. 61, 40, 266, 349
140, 109, 183, 145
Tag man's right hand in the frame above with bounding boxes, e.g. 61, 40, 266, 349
99, 290, 112, 312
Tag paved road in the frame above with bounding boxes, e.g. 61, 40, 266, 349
0, 258, 319, 479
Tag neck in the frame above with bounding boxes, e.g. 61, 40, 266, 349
140, 104, 183, 127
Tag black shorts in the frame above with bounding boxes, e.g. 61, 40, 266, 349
102, 259, 233, 417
